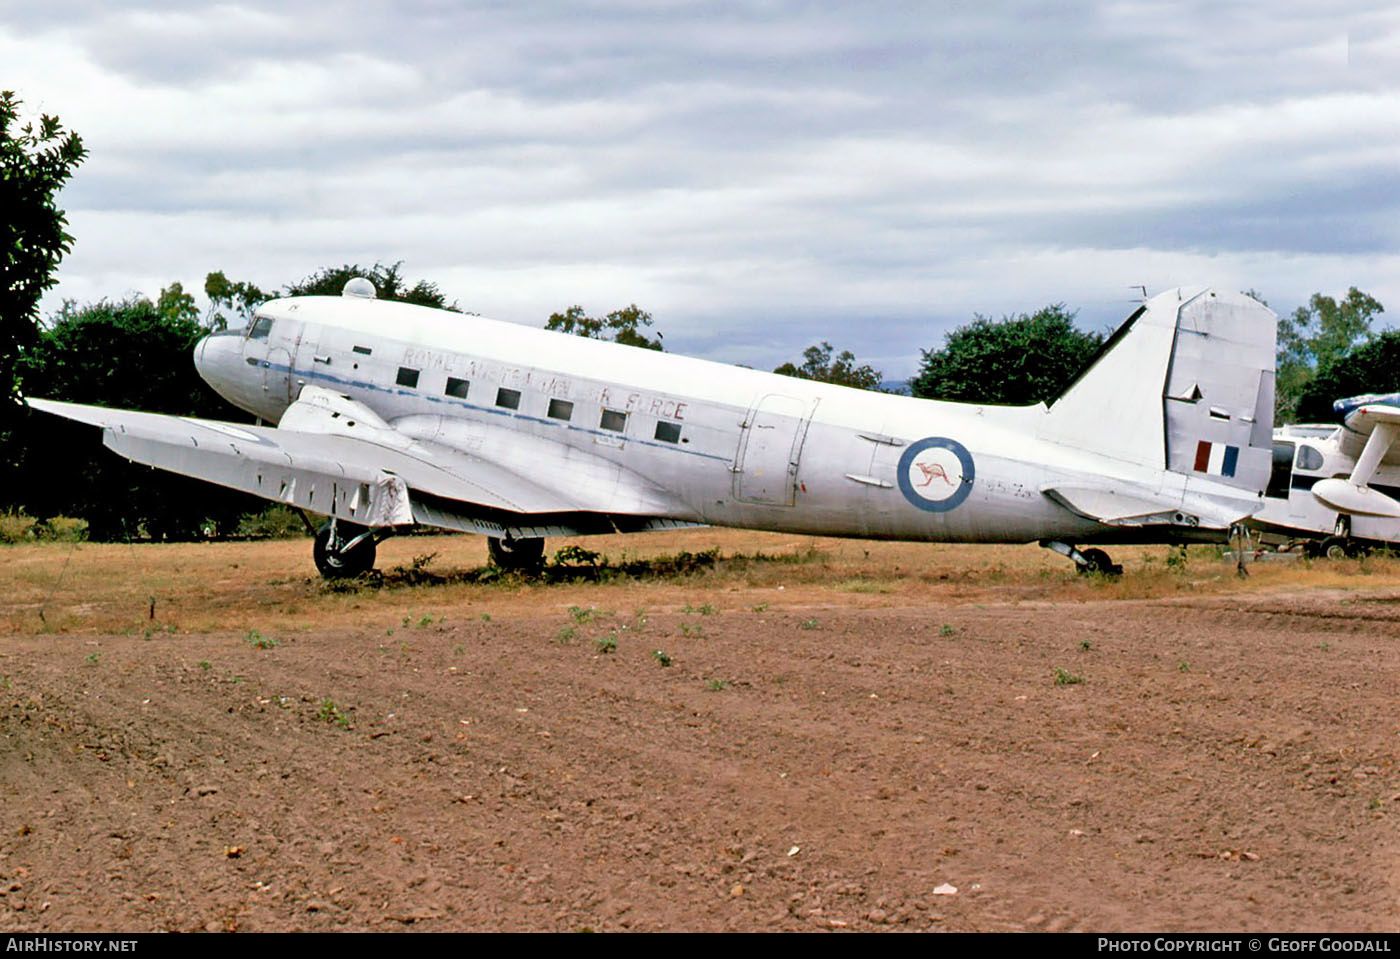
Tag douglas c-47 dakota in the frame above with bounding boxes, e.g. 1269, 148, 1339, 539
29, 282, 1278, 578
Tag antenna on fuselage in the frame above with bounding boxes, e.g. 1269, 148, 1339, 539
342, 278, 377, 299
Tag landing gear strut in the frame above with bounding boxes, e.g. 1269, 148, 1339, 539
487, 536, 546, 571
1307, 515, 1365, 560
313, 520, 378, 578
1040, 540, 1122, 576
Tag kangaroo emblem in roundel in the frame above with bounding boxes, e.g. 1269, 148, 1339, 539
897, 437, 975, 512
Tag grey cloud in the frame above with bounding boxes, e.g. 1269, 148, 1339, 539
12, 0, 1400, 375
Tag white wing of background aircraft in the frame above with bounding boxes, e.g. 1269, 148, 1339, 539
28, 284, 1277, 578
1312, 394, 1400, 520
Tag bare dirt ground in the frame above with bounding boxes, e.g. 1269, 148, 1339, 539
1, 529, 1398, 932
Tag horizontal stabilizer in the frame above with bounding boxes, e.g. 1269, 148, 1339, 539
1044, 481, 1255, 530
1043, 486, 1177, 524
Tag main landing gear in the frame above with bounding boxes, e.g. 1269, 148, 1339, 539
313, 519, 380, 578
1301, 516, 1366, 560
487, 536, 546, 571
1302, 535, 1365, 560
1040, 540, 1123, 576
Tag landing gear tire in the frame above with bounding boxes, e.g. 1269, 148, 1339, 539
1319, 535, 1357, 560
1078, 548, 1122, 576
314, 522, 377, 579
487, 536, 545, 571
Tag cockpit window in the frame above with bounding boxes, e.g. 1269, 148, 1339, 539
248, 316, 273, 340
1296, 445, 1324, 472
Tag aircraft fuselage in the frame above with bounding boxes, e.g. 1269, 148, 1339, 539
191, 293, 1254, 548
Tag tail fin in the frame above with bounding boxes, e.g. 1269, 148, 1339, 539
1041, 287, 1277, 493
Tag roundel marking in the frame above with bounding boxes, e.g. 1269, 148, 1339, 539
896, 437, 975, 512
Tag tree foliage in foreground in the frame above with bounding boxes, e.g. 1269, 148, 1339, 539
1, 91, 87, 491
911, 304, 1102, 406
774, 341, 883, 391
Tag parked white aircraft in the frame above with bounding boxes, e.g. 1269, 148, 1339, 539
28, 284, 1278, 578
1251, 395, 1400, 557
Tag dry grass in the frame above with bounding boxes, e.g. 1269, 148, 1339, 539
4, 527, 1400, 637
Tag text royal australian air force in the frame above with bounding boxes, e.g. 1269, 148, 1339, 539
401, 345, 690, 423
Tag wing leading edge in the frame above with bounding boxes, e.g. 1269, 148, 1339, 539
26, 388, 697, 538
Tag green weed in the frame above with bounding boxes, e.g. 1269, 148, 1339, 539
247, 630, 280, 649
316, 699, 352, 729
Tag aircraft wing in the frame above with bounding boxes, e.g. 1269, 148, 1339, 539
27, 387, 696, 538
1311, 395, 1400, 518
1333, 394, 1400, 463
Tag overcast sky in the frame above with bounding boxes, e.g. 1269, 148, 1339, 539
5, 1, 1399, 377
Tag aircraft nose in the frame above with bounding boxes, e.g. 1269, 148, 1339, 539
193, 329, 247, 404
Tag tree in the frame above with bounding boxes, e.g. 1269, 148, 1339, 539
1294, 329, 1400, 424
284, 261, 459, 312
545, 303, 663, 350
774, 341, 883, 391
1, 91, 87, 501
15, 296, 260, 539
156, 282, 199, 324
911, 304, 1102, 406
1275, 287, 1384, 422
203, 271, 267, 330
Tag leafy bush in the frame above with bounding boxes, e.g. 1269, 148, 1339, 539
0, 512, 86, 543
40, 516, 87, 541
0, 511, 37, 543
236, 505, 307, 539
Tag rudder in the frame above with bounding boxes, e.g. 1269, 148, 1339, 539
1041, 287, 1277, 494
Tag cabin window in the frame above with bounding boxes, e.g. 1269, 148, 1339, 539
248, 316, 273, 340
654, 421, 681, 443
353, 345, 373, 356
1296, 445, 1324, 472
548, 399, 573, 421
1267, 441, 1295, 499
600, 409, 627, 433
396, 367, 419, 389
496, 387, 521, 410
445, 377, 470, 399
